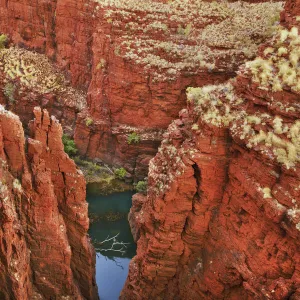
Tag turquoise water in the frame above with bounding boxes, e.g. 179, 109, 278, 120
87, 186, 136, 300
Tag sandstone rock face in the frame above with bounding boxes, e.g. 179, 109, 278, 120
0, 0, 94, 89
283, 0, 300, 25
0, 0, 283, 178
74, 0, 283, 178
121, 22, 300, 300
0, 106, 98, 299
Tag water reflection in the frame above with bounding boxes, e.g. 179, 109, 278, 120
95, 255, 131, 300
87, 185, 136, 300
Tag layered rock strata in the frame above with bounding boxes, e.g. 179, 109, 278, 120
74, 0, 283, 178
122, 23, 300, 299
0, 0, 283, 178
0, 0, 93, 89
0, 106, 98, 299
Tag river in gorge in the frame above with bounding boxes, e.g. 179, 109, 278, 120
87, 184, 136, 300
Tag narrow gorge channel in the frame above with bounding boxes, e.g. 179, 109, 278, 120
0, 0, 299, 299
87, 186, 136, 300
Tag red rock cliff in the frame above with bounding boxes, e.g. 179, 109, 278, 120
0, 106, 98, 299
121, 18, 300, 300
74, 0, 283, 178
0, 0, 94, 89
0, 0, 283, 179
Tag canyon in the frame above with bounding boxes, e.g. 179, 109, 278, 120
0, 0, 299, 299
0, 0, 283, 179
121, 2, 300, 299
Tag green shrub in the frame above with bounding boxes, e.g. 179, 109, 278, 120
91, 163, 101, 172
3, 82, 15, 103
73, 156, 84, 165
62, 134, 78, 156
0, 34, 7, 49
114, 167, 127, 179
135, 181, 147, 194
73, 156, 105, 175
73, 156, 92, 167
127, 132, 140, 144
177, 23, 192, 36
85, 117, 93, 126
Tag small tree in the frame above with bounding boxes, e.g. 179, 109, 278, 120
0, 34, 7, 49
135, 181, 147, 194
114, 167, 127, 179
62, 134, 78, 156
127, 132, 140, 144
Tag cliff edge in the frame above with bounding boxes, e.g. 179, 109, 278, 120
121, 9, 300, 300
0, 106, 98, 299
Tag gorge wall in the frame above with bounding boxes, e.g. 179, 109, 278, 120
121, 8, 300, 300
0, 0, 299, 298
0, 0, 283, 179
0, 106, 98, 299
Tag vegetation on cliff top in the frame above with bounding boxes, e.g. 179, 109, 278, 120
0, 47, 86, 110
245, 26, 300, 93
187, 26, 300, 170
93, 0, 282, 81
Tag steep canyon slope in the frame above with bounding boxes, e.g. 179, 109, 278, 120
0, 0, 283, 179
121, 4, 300, 300
0, 106, 97, 299
0, 0, 299, 299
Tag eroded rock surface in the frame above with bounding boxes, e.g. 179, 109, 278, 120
121, 20, 300, 300
0, 0, 283, 178
0, 106, 98, 299
74, 0, 283, 178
